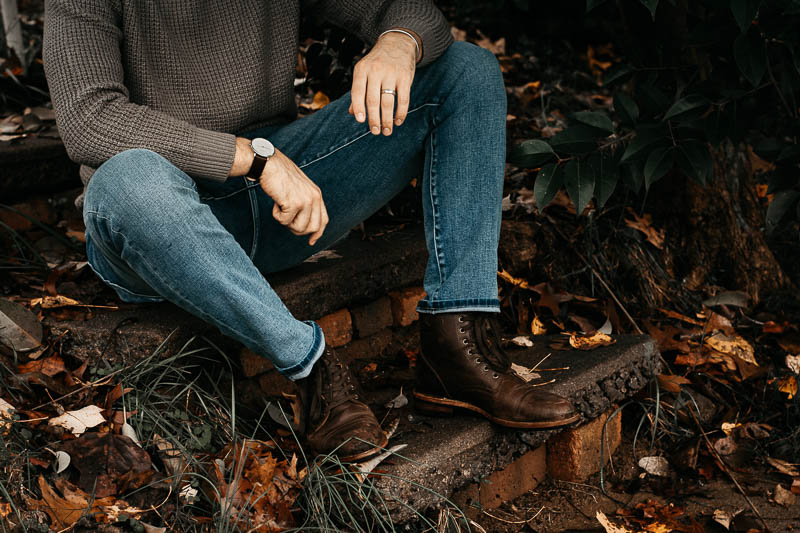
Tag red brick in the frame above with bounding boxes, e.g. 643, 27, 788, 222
317, 308, 353, 347
388, 287, 426, 327
351, 297, 393, 338
240, 348, 273, 377
547, 408, 622, 483
337, 329, 393, 362
258, 370, 296, 397
452, 445, 546, 515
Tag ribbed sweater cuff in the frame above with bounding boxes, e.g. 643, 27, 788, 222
187, 129, 237, 182
415, 23, 453, 67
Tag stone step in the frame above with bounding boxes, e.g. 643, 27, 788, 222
375, 335, 660, 523
47, 223, 428, 365
0, 137, 79, 202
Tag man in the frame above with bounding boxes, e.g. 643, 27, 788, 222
44, 0, 578, 462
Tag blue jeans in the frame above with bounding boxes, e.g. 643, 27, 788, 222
82, 41, 506, 380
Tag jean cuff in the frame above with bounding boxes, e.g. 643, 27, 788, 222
278, 321, 326, 380
416, 298, 501, 314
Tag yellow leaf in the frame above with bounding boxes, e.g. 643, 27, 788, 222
498, 269, 533, 290
778, 376, 797, 399
531, 315, 547, 335
309, 91, 330, 110
569, 332, 616, 351
705, 333, 757, 366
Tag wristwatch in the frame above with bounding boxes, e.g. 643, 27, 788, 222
246, 137, 275, 181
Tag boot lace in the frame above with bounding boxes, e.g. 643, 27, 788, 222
473, 315, 511, 372
320, 350, 358, 407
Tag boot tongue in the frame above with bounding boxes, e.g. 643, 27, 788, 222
474, 315, 512, 372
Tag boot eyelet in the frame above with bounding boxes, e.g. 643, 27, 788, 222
459, 328, 465, 333
493, 373, 499, 379
462, 339, 469, 345
475, 357, 481, 364
483, 365, 490, 372
458, 316, 465, 323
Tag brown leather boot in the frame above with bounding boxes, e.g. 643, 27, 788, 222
413, 312, 580, 428
296, 347, 388, 462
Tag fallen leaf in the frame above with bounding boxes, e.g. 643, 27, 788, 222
153, 433, 186, 477
50, 450, 71, 474
48, 405, 105, 436
596, 510, 634, 533
0, 398, 15, 432
531, 315, 547, 335
625, 212, 664, 249
778, 376, 797, 399
30, 295, 117, 310
569, 332, 616, 350
657, 374, 691, 393
657, 308, 704, 326
356, 444, 408, 481
792, 479, 800, 494
304, 91, 329, 111
771, 484, 796, 507
121, 422, 141, 447
766, 457, 800, 477
0, 298, 43, 352
705, 333, 757, 366
511, 363, 541, 383
713, 508, 734, 529
473, 29, 505, 55
721, 422, 741, 435
498, 269, 534, 290
384, 388, 408, 409
638, 456, 671, 476
59, 432, 153, 497
510, 335, 534, 347
18, 354, 67, 377
25, 476, 114, 528
703, 291, 749, 309
786, 354, 800, 375
646, 323, 692, 353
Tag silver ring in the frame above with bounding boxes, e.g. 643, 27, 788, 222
382, 89, 397, 96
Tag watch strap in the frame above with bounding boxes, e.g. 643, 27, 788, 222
247, 153, 268, 180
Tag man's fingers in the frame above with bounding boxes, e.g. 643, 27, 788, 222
272, 202, 297, 226
366, 75, 382, 135
350, 64, 367, 123
395, 78, 411, 126
380, 82, 396, 135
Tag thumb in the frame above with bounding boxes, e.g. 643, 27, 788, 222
273, 202, 294, 225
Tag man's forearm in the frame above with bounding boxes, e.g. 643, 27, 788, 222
230, 137, 255, 177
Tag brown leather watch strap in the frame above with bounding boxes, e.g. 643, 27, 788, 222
246, 153, 268, 180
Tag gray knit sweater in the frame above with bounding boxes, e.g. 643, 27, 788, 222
43, 0, 453, 188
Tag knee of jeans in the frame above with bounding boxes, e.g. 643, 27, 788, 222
444, 41, 504, 96
84, 149, 195, 218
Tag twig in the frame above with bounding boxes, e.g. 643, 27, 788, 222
688, 407, 770, 532
547, 218, 643, 335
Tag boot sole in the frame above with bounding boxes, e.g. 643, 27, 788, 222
336, 433, 390, 463
413, 391, 581, 429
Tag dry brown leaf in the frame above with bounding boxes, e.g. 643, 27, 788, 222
771, 484, 796, 507
25, 476, 115, 528
657, 374, 691, 393
786, 354, 800, 375
473, 29, 505, 55
309, 91, 329, 110
705, 333, 757, 366
646, 323, 692, 353
747, 145, 776, 174
778, 376, 797, 399
48, 405, 105, 436
498, 269, 533, 290
792, 479, 800, 494
531, 315, 547, 335
625, 212, 665, 249
674, 350, 738, 373
657, 308, 705, 326
766, 457, 800, 477
569, 332, 615, 351
18, 354, 67, 377
31, 295, 117, 310
595, 510, 634, 533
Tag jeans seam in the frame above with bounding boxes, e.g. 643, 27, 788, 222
297, 102, 441, 170
428, 129, 444, 298
87, 211, 274, 351
248, 183, 260, 260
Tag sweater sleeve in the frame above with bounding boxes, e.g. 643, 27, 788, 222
43, 0, 236, 181
305, 0, 453, 67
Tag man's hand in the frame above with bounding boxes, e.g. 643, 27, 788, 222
349, 30, 417, 136
259, 148, 329, 246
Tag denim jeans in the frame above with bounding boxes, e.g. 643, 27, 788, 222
82, 41, 506, 380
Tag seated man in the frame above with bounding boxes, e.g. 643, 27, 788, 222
44, 0, 578, 462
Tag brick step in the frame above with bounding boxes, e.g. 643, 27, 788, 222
374, 335, 659, 523
0, 137, 79, 202
46, 223, 428, 365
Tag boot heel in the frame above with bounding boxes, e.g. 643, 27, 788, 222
414, 397, 454, 417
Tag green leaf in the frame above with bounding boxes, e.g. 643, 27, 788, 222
621, 160, 645, 193
644, 146, 674, 189
549, 125, 602, 155
590, 155, 618, 208
614, 93, 639, 126
730, 0, 762, 33
586, 0, 610, 11
676, 141, 714, 185
734, 30, 767, 87
621, 125, 668, 161
533, 163, 564, 209
564, 159, 596, 214
664, 94, 711, 121
766, 190, 800, 234
571, 111, 615, 134
777, 144, 800, 163
510, 139, 557, 168
603, 64, 634, 86
640, 0, 659, 19
753, 138, 783, 161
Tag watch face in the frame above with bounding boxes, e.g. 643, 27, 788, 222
251, 138, 275, 158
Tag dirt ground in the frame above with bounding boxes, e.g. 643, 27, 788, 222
470, 430, 800, 532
